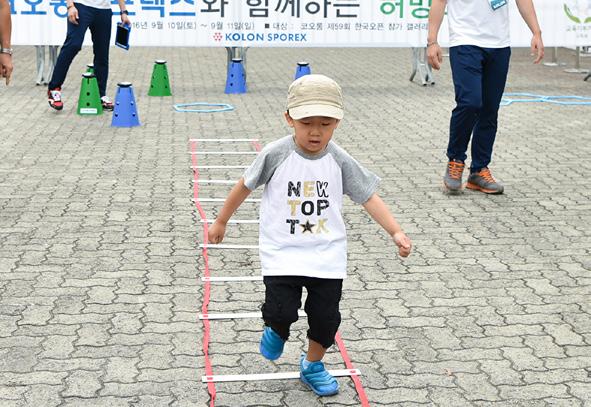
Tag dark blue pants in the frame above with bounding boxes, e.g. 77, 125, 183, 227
447, 45, 511, 172
48, 3, 112, 97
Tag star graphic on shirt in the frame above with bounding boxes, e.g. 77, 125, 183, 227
301, 220, 315, 233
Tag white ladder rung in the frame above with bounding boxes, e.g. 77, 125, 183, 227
190, 138, 259, 142
195, 179, 236, 184
193, 198, 261, 203
199, 310, 306, 320
202, 276, 263, 282
189, 151, 258, 155
200, 219, 259, 224
192, 165, 249, 169
202, 369, 361, 383
200, 244, 259, 249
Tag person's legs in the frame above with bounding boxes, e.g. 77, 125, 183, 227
305, 338, 327, 362
260, 276, 302, 360
465, 47, 511, 194
470, 47, 511, 172
299, 277, 342, 396
89, 7, 112, 98
303, 278, 342, 353
443, 46, 486, 191
447, 45, 486, 162
48, 3, 92, 91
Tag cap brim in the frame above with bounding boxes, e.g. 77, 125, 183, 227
289, 104, 343, 120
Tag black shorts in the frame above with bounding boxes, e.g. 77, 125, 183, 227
261, 275, 343, 349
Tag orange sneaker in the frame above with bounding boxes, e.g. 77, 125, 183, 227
443, 159, 465, 193
466, 168, 504, 194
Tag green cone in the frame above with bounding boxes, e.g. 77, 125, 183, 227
148, 60, 172, 96
77, 73, 103, 115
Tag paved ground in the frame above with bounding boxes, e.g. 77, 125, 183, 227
0, 45, 590, 407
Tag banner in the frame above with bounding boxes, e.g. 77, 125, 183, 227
10, 0, 591, 47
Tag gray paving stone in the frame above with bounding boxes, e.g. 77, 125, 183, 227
387, 373, 456, 389
62, 370, 103, 398
110, 312, 144, 334
23, 385, 62, 407
455, 373, 500, 401
136, 367, 196, 382
428, 387, 472, 406
498, 383, 570, 400
565, 346, 591, 357
523, 335, 567, 359
545, 356, 591, 370
61, 396, 135, 406
130, 395, 175, 406
103, 357, 140, 383
0, 400, 26, 407
545, 399, 584, 407
76, 323, 111, 346
101, 381, 177, 397
34, 358, 104, 372
567, 382, 591, 405
413, 360, 480, 376
479, 359, 523, 386
502, 347, 546, 371
422, 326, 462, 350
0, 384, 27, 400
543, 324, 587, 346
0, 371, 68, 386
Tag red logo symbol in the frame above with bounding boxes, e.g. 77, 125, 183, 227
214, 32, 222, 41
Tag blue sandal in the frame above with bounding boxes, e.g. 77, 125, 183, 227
299, 354, 339, 396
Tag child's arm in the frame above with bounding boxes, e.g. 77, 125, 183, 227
362, 193, 412, 257
208, 178, 252, 244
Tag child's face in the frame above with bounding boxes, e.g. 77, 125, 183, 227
285, 113, 340, 155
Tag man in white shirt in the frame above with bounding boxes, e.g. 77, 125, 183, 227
47, 0, 131, 111
427, 0, 544, 194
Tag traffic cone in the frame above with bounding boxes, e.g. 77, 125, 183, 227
86, 63, 94, 74
294, 62, 311, 80
111, 82, 140, 127
77, 72, 102, 115
225, 58, 247, 94
148, 59, 172, 96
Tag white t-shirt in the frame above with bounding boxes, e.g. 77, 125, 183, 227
75, 0, 113, 10
243, 136, 380, 279
447, 0, 510, 48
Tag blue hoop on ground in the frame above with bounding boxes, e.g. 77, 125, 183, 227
174, 102, 234, 113
501, 93, 591, 106
544, 95, 591, 106
500, 93, 546, 106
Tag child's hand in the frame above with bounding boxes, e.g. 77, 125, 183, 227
208, 220, 226, 244
392, 231, 412, 257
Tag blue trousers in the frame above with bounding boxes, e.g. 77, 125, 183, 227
447, 45, 511, 172
48, 3, 112, 97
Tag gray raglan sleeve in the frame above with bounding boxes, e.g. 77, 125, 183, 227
242, 137, 293, 190
330, 143, 381, 204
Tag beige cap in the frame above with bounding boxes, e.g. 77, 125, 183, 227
287, 74, 344, 120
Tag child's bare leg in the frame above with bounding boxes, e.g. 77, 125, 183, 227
306, 338, 327, 362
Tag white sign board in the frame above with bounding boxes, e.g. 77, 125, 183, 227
10, 0, 591, 47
